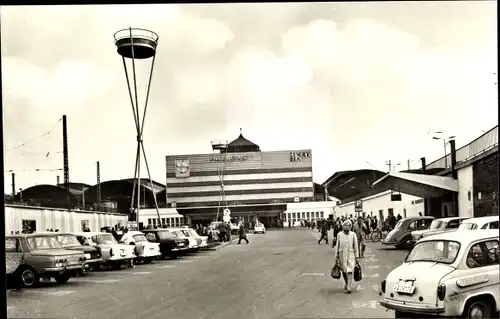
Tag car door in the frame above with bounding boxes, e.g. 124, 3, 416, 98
6, 237, 23, 274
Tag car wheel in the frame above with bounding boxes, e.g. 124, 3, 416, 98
463, 298, 492, 319
17, 267, 39, 288
143, 258, 153, 264
394, 310, 416, 318
53, 273, 71, 284
111, 263, 122, 270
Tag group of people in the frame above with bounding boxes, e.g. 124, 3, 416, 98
214, 220, 250, 244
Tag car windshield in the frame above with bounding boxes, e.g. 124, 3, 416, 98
56, 235, 81, 246
458, 223, 477, 231
188, 229, 199, 237
172, 231, 184, 237
430, 220, 444, 229
256, 223, 263, 227
405, 240, 460, 264
157, 231, 176, 239
133, 234, 148, 242
180, 230, 191, 237
27, 236, 62, 250
94, 234, 118, 245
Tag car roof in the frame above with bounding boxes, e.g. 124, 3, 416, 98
436, 217, 470, 222
123, 231, 144, 236
402, 216, 435, 221
461, 216, 499, 224
6, 233, 57, 238
71, 232, 109, 236
421, 229, 499, 245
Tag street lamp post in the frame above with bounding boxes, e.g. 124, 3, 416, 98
431, 131, 456, 168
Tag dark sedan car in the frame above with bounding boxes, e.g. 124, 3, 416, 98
142, 229, 189, 259
55, 233, 102, 271
381, 216, 435, 249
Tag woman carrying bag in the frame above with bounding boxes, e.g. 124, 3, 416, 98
331, 219, 361, 294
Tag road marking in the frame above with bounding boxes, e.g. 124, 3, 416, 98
352, 300, 378, 309
301, 273, 325, 276
364, 273, 380, 278
74, 279, 121, 283
29, 290, 76, 296
363, 254, 376, 258
366, 257, 379, 263
366, 265, 380, 269
157, 265, 176, 269
131, 272, 151, 275
178, 260, 193, 263
356, 285, 364, 291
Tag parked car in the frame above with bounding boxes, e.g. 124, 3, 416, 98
380, 229, 499, 318
411, 217, 469, 243
170, 228, 200, 252
254, 222, 266, 234
180, 228, 209, 248
55, 233, 102, 271
5, 233, 87, 287
119, 231, 161, 264
458, 216, 500, 231
142, 229, 189, 259
73, 232, 136, 270
382, 216, 435, 248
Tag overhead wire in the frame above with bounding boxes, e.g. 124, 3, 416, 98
5, 168, 63, 173
5, 117, 62, 152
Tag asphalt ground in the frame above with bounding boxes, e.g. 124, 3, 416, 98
7, 229, 409, 319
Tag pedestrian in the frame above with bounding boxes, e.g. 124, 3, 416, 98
332, 219, 342, 248
318, 219, 329, 244
218, 222, 227, 242
397, 214, 402, 221
334, 219, 359, 294
225, 221, 231, 242
353, 217, 367, 258
238, 223, 249, 244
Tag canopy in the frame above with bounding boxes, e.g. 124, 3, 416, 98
372, 172, 459, 198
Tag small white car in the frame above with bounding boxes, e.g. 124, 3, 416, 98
183, 228, 209, 248
169, 228, 200, 252
458, 216, 499, 231
119, 231, 161, 264
380, 229, 499, 318
254, 223, 266, 234
411, 217, 469, 243
73, 232, 136, 270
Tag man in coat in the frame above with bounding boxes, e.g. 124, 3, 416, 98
238, 222, 249, 244
218, 222, 227, 242
318, 219, 329, 245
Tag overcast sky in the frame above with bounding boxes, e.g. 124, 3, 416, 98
2, 2, 498, 192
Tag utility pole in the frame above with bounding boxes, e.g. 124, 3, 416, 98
407, 159, 411, 171
385, 160, 392, 172
96, 161, 101, 211
62, 115, 70, 209
11, 173, 15, 197
57, 175, 60, 185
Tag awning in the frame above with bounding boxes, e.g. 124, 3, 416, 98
372, 172, 459, 198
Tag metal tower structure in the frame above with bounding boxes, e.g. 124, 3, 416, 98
211, 140, 229, 221
114, 27, 162, 229
96, 161, 101, 211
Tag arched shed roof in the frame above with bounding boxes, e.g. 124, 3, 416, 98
83, 179, 164, 204
15, 184, 78, 208
322, 169, 386, 201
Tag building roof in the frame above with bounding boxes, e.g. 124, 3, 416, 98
83, 179, 164, 204
226, 129, 260, 152
15, 184, 78, 206
372, 172, 459, 198
322, 169, 387, 201
57, 182, 92, 195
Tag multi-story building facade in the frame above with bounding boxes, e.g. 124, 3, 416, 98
161, 132, 314, 225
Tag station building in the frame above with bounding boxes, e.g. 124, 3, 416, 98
325, 126, 499, 221
158, 131, 316, 226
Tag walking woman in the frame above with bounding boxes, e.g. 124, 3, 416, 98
335, 219, 359, 294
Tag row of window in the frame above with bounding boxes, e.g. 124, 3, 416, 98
147, 217, 184, 227
285, 211, 325, 222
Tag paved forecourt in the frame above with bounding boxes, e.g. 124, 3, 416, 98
7, 229, 408, 319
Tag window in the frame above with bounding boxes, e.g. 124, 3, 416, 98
388, 208, 394, 216
403, 209, 407, 218
301, 212, 305, 219
320, 211, 324, 219
162, 218, 166, 225
490, 221, 499, 229
292, 212, 296, 219
460, 223, 478, 231
22, 220, 36, 234
306, 212, 310, 220
446, 219, 462, 229
148, 219, 152, 225
145, 233, 157, 242
406, 240, 460, 264
467, 240, 499, 268
6, 238, 22, 253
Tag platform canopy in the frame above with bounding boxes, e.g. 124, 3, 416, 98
372, 172, 459, 198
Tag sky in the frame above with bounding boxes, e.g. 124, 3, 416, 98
1, 2, 498, 192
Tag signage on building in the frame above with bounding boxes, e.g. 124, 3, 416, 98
175, 159, 190, 178
170, 202, 177, 208
290, 151, 311, 162
127, 221, 138, 231
209, 154, 261, 162
223, 208, 231, 216
354, 200, 363, 212
293, 196, 300, 203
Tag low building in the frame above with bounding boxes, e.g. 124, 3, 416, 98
137, 208, 186, 229
5, 204, 128, 234
284, 201, 335, 227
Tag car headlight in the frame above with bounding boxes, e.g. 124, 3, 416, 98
437, 283, 446, 301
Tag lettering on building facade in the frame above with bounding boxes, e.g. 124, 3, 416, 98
209, 154, 261, 162
290, 151, 311, 162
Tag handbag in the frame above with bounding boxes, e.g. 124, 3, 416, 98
354, 260, 362, 282
331, 259, 341, 279
331, 237, 337, 248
